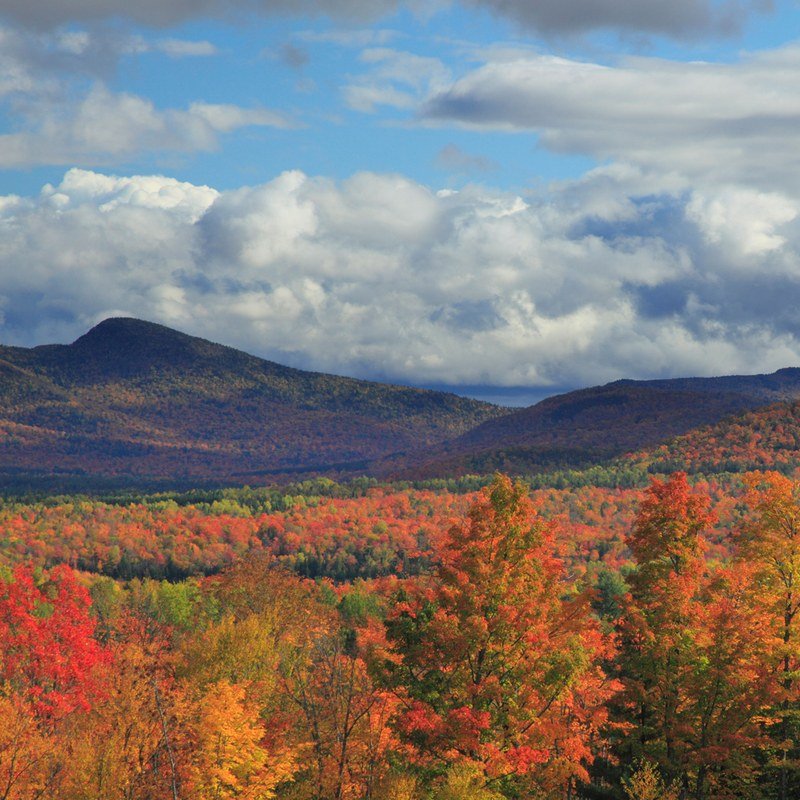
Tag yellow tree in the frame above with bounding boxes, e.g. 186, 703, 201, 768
282, 627, 399, 800
57, 617, 184, 800
178, 559, 317, 798
622, 759, 680, 800
183, 681, 296, 800
739, 471, 800, 800
0, 692, 61, 800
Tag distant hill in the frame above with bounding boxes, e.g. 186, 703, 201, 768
0, 318, 504, 489
624, 400, 800, 475
3, 317, 800, 491
394, 371, 800, 478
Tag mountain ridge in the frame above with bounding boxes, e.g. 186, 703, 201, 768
389, 368, 800, 478
0, 317, 506, 488
3, 317, 800, 489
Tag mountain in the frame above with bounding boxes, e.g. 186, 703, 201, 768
4, 317, 800, 491
0, 318, 504, 489
395, 370, 800, 477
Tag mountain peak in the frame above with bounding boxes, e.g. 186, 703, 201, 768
63, 317, 230, 381
72, 317, 192, 349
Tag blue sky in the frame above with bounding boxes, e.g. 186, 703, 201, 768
4, 2, 794, 194
1, 1, 800, 404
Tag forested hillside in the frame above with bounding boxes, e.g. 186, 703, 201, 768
0, 318, 502, 487
4, 318, 800, 490
404, 374, 800, 477
627, 400, 800, 475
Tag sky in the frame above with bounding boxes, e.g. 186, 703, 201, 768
1, 0, 800, 405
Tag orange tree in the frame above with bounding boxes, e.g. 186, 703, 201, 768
616, 473, 771, 800
375, 474, 613, 799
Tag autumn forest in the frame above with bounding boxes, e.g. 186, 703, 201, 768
1, 466, 800, 800
7, 0, 800, 791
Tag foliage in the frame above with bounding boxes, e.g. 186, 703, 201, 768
628, 402, 800, 476
4, 470, 800, 797
0, 563, 109, 717
622, 759, 680, 800
0, 317, 503, 490
737, 471, 800, 799
379, 475, 614, 798
615, 474, 771, 799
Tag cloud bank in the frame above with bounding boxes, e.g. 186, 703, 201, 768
0, 0, 768, 38
2, 167, 799, 389
421, 45, 800, 193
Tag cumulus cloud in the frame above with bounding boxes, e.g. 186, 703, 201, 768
686, 188, 798, 258
41, 168, 219, 220
2, 166, 800, 389
420, 45, 800, 193
0, 84, 293, 167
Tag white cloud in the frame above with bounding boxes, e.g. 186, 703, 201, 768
420, 45, 800, 193
344, 48, 451, 112
0, 84, 293, 167
2, 166, 800, 389
295, 28, 401, 47
125, 36, 219, 57
56, 30, 91, 55
686, 188, 798, 258
42, 167, 219, 221
188, 102, 292, 132
0, 24, 287, 168
155, 38, 219, 57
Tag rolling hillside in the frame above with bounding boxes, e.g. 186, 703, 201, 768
624, 400, 800, 475
396, 371, 800, 478
0, 318, 504, 488
3, 317, 800, 490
